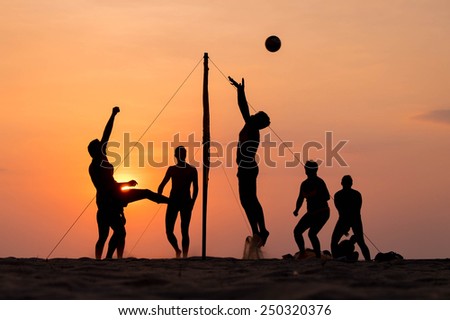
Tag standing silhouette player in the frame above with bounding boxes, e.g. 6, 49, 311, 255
293, 160, 330, 258
331, 175, 371, 261
229, 76, 271, 247
158, 146, 198, 258
88, 106, 169, 260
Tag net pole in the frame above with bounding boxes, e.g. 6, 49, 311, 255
202, 52, 210, 260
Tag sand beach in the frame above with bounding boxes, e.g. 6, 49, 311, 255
1, 257, 449, 300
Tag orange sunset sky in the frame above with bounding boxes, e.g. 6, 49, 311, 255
1, 1, 450, 259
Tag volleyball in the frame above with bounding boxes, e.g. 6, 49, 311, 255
265, 35, 281, 52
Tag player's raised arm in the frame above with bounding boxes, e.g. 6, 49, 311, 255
101, 106, 120, 146
229, 77, 251, 123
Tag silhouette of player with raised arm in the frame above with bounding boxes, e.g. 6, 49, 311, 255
88, 106, 169, 260
293, 160, 330, 258
158, 146, 198, 258
229, 76, 271, 247
331, 175, 371, 261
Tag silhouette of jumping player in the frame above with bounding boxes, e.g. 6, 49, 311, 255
229, 76, 271, 247
158, 146, 198, 258
293, 160, 330, 258
331, 175, 371, 261
88, 106, 169, 260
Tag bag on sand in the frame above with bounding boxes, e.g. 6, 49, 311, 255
374, 251, 404, 262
